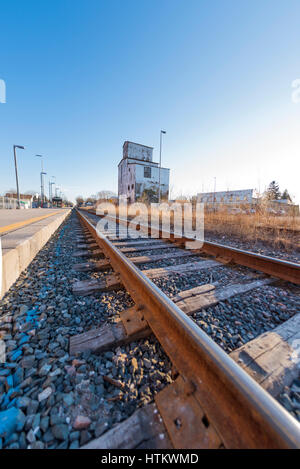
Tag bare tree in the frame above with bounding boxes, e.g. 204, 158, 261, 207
97, 190, 117, 200
76, 196, 84, 206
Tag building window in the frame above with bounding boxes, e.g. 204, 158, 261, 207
131, 184, 134, 189
144, 166, 151, 178
136, 183, 142, 196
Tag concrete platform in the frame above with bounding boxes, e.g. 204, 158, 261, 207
0, 209, 71, 299
0, 208, 63, 233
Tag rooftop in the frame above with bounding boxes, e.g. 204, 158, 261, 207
123, 141, 154, 150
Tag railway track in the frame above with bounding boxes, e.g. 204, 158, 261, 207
72, 208, 300, 449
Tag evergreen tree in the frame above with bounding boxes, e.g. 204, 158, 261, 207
281, 189, 292, 202
265, 181, 281, 200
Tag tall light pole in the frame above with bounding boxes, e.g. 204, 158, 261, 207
40, 172, 47, 207
158, 130, 166, 203
36, 155, 44, 205
13, 145, 25, 209
49, 181, 55, 204
51, 176, 56, 202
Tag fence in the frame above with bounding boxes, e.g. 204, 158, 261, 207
0, 197, 19, 209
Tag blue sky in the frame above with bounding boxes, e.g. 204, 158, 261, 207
0, 0, 300, 203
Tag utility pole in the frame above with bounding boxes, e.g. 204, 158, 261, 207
50, 181, 55, 203
158, 130, 166, 203
40, 171, 47, 207
13, 145, 25, 209
51, 176, 56, 203
36, 154, 45, 207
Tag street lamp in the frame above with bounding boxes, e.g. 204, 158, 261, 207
51, 176, 56, 200
36, 155, 45, 206
40, 172, 47, 207
158, 130, 166, 203
13, 145, 25, 209
49, 180, 55, 204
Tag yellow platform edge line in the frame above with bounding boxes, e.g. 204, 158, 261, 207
0, 211, 61, 234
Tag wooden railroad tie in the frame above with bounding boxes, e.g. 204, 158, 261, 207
81, 403, 172, 449
71, 259, 220, 296
72, 259, 112, 272
72, 250, 200, 273
112, 239, 165, 247
72, 274, 122, 296
73, 249, 105, 258
120, 243, 180, 254
230, 312, 300, 398
70, 278, 273, 354
76, 242, 100, 250
143, 259, 220, 279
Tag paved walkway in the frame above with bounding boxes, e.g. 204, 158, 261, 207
0, 209, 65, 233
0, 209, 71, 298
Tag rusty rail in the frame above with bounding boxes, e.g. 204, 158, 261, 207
76, 209, 300, 449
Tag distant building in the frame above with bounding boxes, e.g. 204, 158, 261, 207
5, 193, 33, 208
118, 141, 170, 203
197, 189, 299, 215
197, 189, 254, 205
266, 198, 299, 215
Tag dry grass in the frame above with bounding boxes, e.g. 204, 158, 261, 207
90, 202, 300, 252
202, 208, 300, 251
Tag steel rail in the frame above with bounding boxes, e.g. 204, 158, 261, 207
83, 209, 300, 285
76, 209, 300, 449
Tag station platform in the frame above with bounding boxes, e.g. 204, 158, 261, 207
0, 209, 71, 299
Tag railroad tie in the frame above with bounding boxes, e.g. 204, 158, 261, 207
72, 274, 122, 296
120, 243, 179, 254
72, 259, 112, 272
230, 312, 300, 398
76, 242, 99, 250
70, 278, 273, 354
143, 259, 221, 279
72, 250, 198, 272
81, 403, 172, 449
73, 248, 104, 258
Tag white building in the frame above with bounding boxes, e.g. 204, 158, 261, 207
197, 189, 254, 205
118, 141, 170, 203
